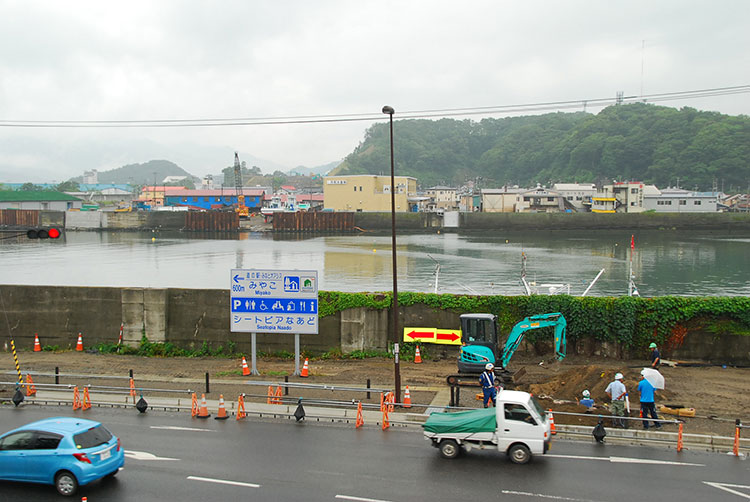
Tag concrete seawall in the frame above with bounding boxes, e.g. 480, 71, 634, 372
3, 209, 749, 232
2, 285, 748, 364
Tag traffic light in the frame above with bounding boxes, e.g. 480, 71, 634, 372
26, 228, 62, 239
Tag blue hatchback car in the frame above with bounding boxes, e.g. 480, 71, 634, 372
0, 417, 124, 496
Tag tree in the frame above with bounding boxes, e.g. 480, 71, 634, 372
56, 181, 80, 192
20, 182, 37, 191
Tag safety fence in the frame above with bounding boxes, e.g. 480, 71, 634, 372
2, 370, 748, 453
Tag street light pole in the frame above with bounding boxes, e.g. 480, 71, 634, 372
382, 105, 401, 404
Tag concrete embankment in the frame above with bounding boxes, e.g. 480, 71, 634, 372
4, 209, 750, 232
1, 285, 749, 364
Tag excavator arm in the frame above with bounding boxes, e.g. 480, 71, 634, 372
500, 313, 567, 369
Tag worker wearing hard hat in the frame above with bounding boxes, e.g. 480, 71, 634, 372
480, 363, 497, 408
579, 389, 595, 410
605, 372, 628, 428
649, 343, 661, 368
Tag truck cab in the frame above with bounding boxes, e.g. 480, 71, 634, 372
423, 390, 551, 464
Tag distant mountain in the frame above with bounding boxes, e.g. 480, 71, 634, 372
286, 161, 341, 176
335, 103, 750, 190
72, 160, 196, 185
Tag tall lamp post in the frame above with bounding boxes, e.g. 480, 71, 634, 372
382, 105, 401, 403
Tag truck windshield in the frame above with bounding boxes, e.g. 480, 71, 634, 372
529, 396, 547, 421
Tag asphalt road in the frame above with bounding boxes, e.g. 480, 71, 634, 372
1, 406, 748, 501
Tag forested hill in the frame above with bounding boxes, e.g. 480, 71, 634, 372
334, 103, 750, 190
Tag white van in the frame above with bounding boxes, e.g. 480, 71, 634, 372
422, 390, 552, 464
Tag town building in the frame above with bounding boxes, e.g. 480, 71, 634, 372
516, 185, 567, 213
643, 188, 719, 212
425, 186, 459, 212
480, 187, 525, 213
323, 175, 418, 212
0, 190, 82, 210
591, 182, 659, 213
164, 188, 267, 211
551, 183, 596, 211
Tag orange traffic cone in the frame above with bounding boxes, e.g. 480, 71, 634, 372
274, 386, 283, 405
241, 356, 250, 376
414, 346, 422, 364
129, 378, 136, 404
301, 358, 309, 377
196, 394, 211, 418
548, 409, 557, 435
82, 387, 92, 410
72, 386, 82, 410
236, 394, 246, 420
191, 393, 198, 417
26, 374, 37, 396
33, 334, 42, 352
75, 333, 84, 351
356, 401, 364, 428
215, 395, 228, 420
403, 386, 412, 408
267, 386, 275, 404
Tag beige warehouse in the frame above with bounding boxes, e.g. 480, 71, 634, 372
323, 175, 418, 212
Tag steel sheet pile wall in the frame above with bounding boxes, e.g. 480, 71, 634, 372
273, 212, 355, 232
185, 211, 238, 232
0, 209, 39, 227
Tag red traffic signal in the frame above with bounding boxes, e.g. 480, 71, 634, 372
26, 228, 62, 239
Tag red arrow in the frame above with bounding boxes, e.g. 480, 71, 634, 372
406, 330, 434, 339
436, 332, 460, 342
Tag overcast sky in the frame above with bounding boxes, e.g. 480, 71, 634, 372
1, 0, 749, 183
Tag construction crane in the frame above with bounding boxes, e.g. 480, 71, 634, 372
233, 152, 249, 218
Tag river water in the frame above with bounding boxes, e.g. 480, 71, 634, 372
1, 229, 748, 297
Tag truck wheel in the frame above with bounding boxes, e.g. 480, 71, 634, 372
439, 439, 460, 459
508, 444, 531, 464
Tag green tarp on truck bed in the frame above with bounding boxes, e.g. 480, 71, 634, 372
422, 407, 497, 434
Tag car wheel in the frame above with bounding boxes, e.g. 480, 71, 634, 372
508, 444, 531, 464
55, 470, 78, 496
439, 439, 460, 459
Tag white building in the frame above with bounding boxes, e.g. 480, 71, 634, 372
591, 182, 659, 213
425, 186, 459, 211
552, 183, 596, 210
643, 188, 719, 212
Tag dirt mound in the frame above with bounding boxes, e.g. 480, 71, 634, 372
525, 366, 675, 404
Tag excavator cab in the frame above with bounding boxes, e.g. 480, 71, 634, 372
457, 313, 500, 373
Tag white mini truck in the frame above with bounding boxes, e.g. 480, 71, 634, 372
423, 390, 552, 464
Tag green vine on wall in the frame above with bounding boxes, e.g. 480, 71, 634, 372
318, 291, 750, 349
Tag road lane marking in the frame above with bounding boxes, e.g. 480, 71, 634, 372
546, 454, 704, 467
187, 476, 260, 488
335, 496, 393, 502
150, 425, 214, 432
124, 450, 178, 461
501, 490, 603, 502
703, 482, 750, 499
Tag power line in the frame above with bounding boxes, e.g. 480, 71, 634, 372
0, 85, 747, 128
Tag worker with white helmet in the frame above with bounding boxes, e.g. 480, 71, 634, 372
605, 372, 628, 428
579, 389, 595, 409
480, 362, 497, 408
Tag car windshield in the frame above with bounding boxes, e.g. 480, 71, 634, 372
73, 425, 112, 449
529, 395, 547, 421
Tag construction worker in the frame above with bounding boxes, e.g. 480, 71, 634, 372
579, 389, 595, 409
649, 343, 661, 368
480, 363, 497, 408
605, 373, 627, 428
638, 370, 661, 429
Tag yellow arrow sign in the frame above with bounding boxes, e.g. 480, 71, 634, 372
434, 329, 462, 345
403, 327, 436, 343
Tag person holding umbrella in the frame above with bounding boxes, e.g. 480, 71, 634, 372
638, 368, 662, 429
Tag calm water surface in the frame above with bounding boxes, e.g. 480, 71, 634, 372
1, 229, 748, 296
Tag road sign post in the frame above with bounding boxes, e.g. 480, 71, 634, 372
230, 269, 318, 376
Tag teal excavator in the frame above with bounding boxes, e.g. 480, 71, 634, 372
454, 312, 567, 385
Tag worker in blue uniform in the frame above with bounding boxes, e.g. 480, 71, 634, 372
480, 363, 497, 408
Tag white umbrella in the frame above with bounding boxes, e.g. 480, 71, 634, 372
641, 368, 665, 390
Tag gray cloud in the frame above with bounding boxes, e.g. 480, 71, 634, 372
1, 0, 748, 182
